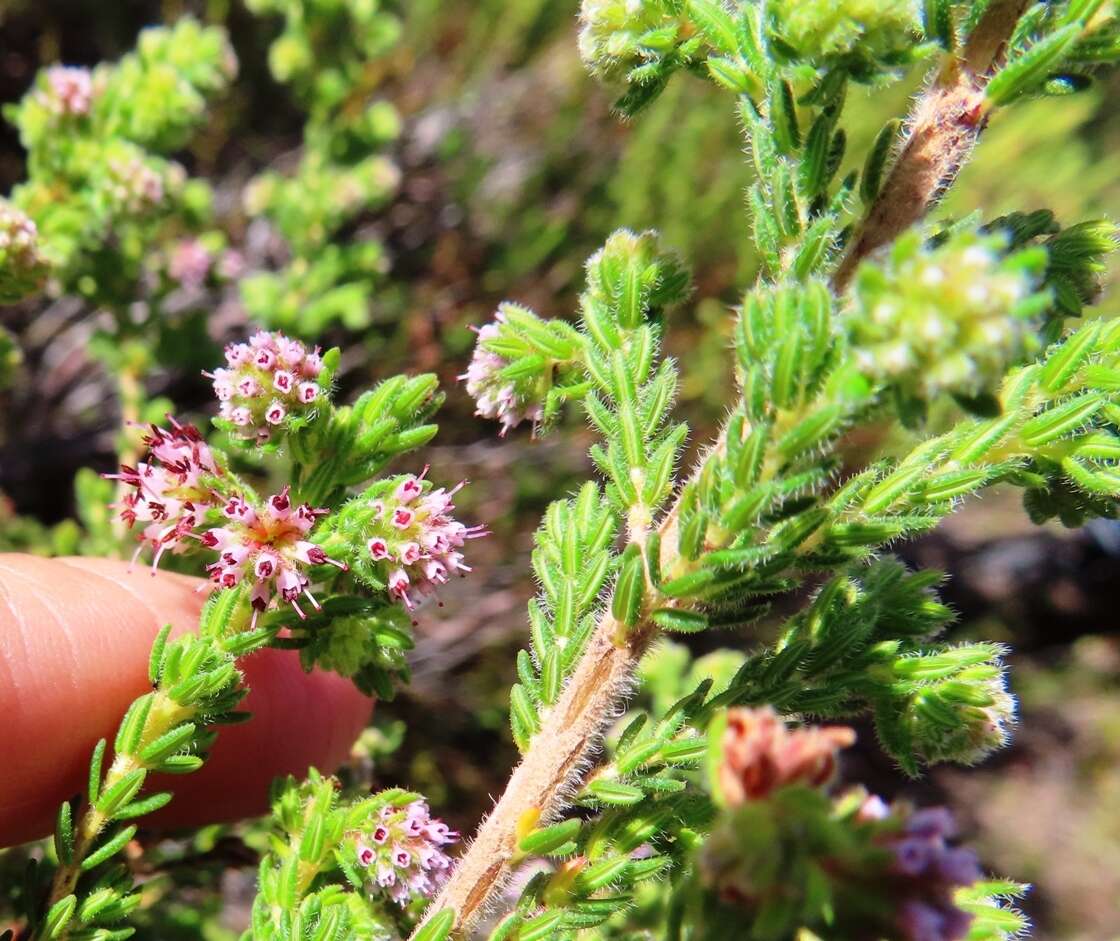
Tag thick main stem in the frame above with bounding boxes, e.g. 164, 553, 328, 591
412, 434, 715, 940
831, 0, 1031, 290
417, 614, 655, 936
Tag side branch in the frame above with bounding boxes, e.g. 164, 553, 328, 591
832, 0, 1031, 290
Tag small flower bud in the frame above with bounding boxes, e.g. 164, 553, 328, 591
906, 673, 1017, 766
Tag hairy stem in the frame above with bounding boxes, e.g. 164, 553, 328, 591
43, 692, 194, 937
832, 0, 1031, 290
417, 614, 655, 937
409, 426, 736, 939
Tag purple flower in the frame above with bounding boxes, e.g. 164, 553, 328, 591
874, 801, 980, 941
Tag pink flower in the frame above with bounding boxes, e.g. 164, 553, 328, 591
362, 468, 486, 612
216, 249, 245, 281
104, 417, 221, 570
41, 66, 94, 118
205, 330, 327, 441
354, 801, 458, 907
461, 312, 545, 436
201, 485, 346, 625
168, 239, 212, 290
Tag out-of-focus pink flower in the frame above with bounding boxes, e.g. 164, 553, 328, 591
168, 239, 212, 290
717, 706, 856, 806
40, 65, 94, 117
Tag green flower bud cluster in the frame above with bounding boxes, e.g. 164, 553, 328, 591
289, 604, 413, 699
0, 198, 49, 301
769, 0, 924, 68
583, 228, 691, 323
578, 0, 695, 83
846, 228, 1051, 414
883, 644, 1017, 767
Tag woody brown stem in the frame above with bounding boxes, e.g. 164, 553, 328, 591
413, 614, 655, 937
831, 0, 1032, 291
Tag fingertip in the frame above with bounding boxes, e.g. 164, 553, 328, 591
0, 554, 373, 846
149, 649, 374, 827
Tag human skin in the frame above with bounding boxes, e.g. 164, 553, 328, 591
0, 554, 373, 847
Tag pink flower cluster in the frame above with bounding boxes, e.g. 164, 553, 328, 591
108, 418, 347, 623
0, 201, 47, 288
106, 418, 221, 570
207, 330, 324, 441
860, 797, 981, 941
364, 469, 486, 612
41, 66, 94, 118
461, 312, 543, 436
202, 486, 346, 624
355, 801, 458, 906
168, 238, 212, 290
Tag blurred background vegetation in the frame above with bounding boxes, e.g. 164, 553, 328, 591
1, 1, 1118, 939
